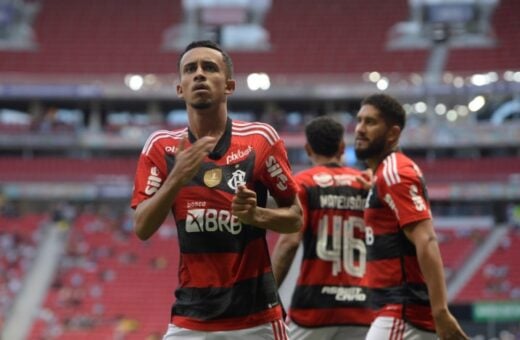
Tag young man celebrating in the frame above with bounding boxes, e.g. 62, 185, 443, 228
131, 40, 302, 339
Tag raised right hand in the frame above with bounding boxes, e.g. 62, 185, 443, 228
356, 168, 374, 190
170, 135, 216, 185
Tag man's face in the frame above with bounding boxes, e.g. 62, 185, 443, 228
354, 104, 389, 160
176, 47, 234, 110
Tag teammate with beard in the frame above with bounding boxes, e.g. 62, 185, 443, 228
131, 40, 302, 339
354, 94, 468, 340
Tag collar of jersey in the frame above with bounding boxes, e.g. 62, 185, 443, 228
323, 162, 342, 168
187, 117, 232, 160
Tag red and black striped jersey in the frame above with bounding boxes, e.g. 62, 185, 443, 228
288, 164, 373, 328
363, 151, 435, 332
131, 118, 298, 331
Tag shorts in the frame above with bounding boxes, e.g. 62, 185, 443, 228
365, 316, 437, 340
162, 319, 288, 340
288, 321, 368, 340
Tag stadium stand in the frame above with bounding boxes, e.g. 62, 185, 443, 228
1, 155, 518, 184
415, 156, 520, 183
0, 0, 519, 76
446, 0, 520, 72
28, 209, 177, 340
0, 158, 136, 182
437, 227, 490, 281
0, 0, 519, 339
455, 229, 520, 303
0, 213, 47, 331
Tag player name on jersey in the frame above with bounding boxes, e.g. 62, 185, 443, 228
319, 194, 365, 211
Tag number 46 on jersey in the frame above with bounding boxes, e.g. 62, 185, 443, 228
316, 215, 368, 277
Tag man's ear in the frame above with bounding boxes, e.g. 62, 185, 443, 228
388, 125, 401, 145
337, 139, 346, 158
176, 84, 183, 98
225, 79, 236, 95
304, 143, 313, 157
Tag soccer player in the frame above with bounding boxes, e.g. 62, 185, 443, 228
271, 116, 373, 340
354, 94, 469, 340
131, 40, 302, 340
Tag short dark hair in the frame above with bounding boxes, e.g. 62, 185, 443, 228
305, 116, 344, 157
361, 94, 406, 130
177, 40, 234, 78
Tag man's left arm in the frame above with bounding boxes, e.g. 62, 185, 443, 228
404, 219, 469, 340
271, 230, 301, 286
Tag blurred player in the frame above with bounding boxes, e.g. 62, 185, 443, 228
354, 93, 469, 340
271, 116, 373, 340
131, 40, 302, 340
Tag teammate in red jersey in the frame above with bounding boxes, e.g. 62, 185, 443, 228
354, 94, 468, 340
131, 40, 302, 340
271, 116, 373, 340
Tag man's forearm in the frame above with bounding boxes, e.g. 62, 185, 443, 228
416, 237, 449, 316
251, 203, 303, 233
134, 175, 183, 240
271, 235, 300, 286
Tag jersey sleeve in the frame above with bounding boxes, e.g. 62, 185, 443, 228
257, 139, 299, 201
295, 174, 310, 231
130, 139, 169, 209
378, 165, 432, 228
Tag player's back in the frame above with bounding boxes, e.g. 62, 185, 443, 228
288, 164, 373, 328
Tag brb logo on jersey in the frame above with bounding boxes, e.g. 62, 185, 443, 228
145, 166, 162, 195
185, 209, 242, 234
266, 156, 288, 191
